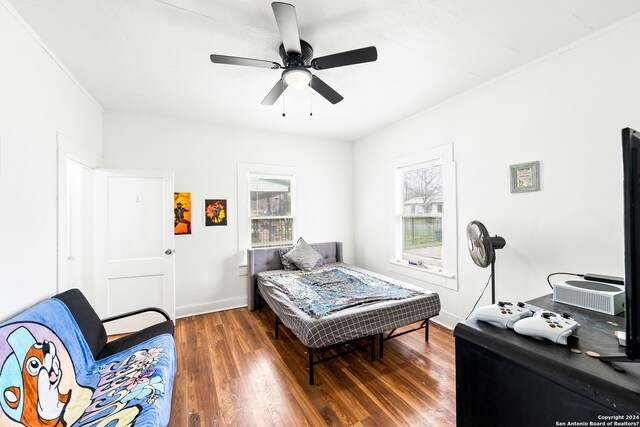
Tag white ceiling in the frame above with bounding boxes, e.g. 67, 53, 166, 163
9, 0, 640, 141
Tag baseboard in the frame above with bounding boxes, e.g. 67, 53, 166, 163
430, 310, 459, 331
175, 297, 247, 319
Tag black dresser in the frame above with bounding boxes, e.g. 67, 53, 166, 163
454, 294, 640, 427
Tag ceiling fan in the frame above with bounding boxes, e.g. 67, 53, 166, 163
210, 2, 378, 106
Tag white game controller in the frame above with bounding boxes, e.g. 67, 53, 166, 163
474, 301, 541, 329
513, 311, 580, 345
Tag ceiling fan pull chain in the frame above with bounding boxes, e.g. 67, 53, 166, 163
309, 84, 313, 116
282, 80, 286, 117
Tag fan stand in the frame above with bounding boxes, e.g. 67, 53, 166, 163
489, 236, 506, 304
490, 260, 496, 304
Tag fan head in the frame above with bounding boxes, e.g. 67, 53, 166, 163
467, 221, 505, 268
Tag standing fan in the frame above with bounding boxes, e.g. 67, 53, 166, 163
467, 221, 506, 304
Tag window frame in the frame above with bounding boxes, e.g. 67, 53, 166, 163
389, 144, 458, 290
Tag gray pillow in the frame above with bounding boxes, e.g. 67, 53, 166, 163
278, 247, 298, 271
284, 238, 323, 271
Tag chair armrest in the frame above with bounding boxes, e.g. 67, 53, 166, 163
101, 307, 171, 324
97, 320, 175, 360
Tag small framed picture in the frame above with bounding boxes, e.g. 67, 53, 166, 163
204, 199, 227, 226
510, 161, 540, 193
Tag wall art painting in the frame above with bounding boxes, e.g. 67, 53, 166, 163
174, 192, 192, 235
205, 199, 227, 226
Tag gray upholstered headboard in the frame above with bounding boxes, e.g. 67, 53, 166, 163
246, 241, 343, 311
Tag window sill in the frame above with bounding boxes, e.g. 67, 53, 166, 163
388, 259, 458, 291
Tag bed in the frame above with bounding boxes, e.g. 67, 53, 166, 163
247, 241, 441, 384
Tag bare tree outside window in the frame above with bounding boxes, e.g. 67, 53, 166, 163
401, 164, 443, 267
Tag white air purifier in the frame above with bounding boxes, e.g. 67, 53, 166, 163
552, 280, 625, 315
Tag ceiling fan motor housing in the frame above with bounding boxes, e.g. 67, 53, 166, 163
279, 40, 314, 67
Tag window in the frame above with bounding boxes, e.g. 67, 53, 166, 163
237, 163, 303, 267
400, 162, 443, 268
392, 144, 457, 288
249, 173, 294, 247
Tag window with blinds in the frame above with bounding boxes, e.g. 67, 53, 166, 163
249, 173, 294, 247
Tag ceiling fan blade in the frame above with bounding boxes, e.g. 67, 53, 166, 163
210, 54, 280, 69
312, 46, 378, 70
310, 75, 343, 104
271, 2, 301, 55
261, 79, 288, 105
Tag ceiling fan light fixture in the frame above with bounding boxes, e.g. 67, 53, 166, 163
283, 68, 311, 89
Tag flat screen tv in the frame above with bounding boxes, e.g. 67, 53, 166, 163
602, 127, 640, 363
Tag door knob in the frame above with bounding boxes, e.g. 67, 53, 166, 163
165, 249, 173, 255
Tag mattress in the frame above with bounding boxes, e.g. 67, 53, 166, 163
257, 262, 441, 349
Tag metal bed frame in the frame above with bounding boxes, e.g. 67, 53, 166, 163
248, 242, 434, 385
257, 291, 429, 385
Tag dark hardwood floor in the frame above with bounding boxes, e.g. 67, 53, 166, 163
168, 308, 456, 426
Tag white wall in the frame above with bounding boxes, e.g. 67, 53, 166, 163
353, 16, 640, 328
0, 1, 102, 320
102, 112, 353, 317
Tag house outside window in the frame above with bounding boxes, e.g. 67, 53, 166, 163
249, 174, 294, 247
400, 162, 443, 268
